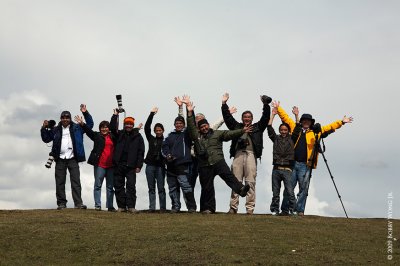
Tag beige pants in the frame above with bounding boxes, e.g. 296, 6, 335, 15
229, 150, 257, 212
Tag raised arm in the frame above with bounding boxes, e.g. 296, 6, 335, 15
40, 120, 55, 143
292, 106, 300, 123
74, 115, 95, 141
174, 96, 184, 117
255, 95, 272, 132
276, 101, 296, 133
185, 100, 199, 141
109, 109, 119, 136
80, 104, 94, 129
320, 115, 353, 134
144, 107, 158, 141
221, 92, 240, 130
267, 105, 277, 142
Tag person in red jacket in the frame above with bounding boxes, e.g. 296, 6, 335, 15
75, 115, 116, 212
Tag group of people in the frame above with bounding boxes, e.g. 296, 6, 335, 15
40, 93, 353, 215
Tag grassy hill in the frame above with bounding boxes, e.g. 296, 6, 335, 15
0, 210, 398, 265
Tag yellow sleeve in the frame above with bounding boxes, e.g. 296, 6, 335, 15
321, 120, 343, 133
277, 106, 296, 133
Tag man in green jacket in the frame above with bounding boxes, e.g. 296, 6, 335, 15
185, 100, 251, 214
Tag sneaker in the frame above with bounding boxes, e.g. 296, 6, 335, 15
74, 204, 87, 209
57, 204, 66, 210
108, 208, 117, 212
279, 211, 289, 216
127, 208, 139, 214
202, 210, 212, 214
227, 208, 237, 214
271, 211, 278, 216
297, 212, 304, 216
239, 184, 250, 197
95, 206, 102, 211
246, 210, 254, 215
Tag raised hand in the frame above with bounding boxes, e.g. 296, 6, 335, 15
80, 104, 87, 113
151, 107, 159, 114
74, 115, 84, 125
186, 101, 195, 112
113, 109, 119, 115
137, 123, 143, 129
271, 107, 278, 116
271, 100, 280, 109
222, 92, 230, 104
243, 124, 254, 133
229, 106, 237, 114
292, 106, 299, 116
342, 116, 354, 124
42, 120, 49, 128
174, 96, 183, 106
182, 94, 191, 105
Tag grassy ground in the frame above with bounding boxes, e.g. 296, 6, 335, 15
0, 210, 399, 265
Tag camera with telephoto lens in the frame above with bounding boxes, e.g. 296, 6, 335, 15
45, 152, 55, 169
115, 94, 125, 113
237, 135, 249, 150
45, 120, 56, 129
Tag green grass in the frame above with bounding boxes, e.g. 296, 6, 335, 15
0, 210, 399, 265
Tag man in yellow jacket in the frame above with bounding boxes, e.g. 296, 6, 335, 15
276, 103, 353, 215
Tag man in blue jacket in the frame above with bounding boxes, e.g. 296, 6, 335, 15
41, 104, 93, 210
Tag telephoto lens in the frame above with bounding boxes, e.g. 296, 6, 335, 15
116, 94, 125, 113
45, 155, 54, 168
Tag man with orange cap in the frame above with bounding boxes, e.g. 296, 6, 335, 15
110, 110, 145, 213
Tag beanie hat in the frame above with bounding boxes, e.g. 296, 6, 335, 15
174, 116, 185, 124
197, 119, 209, 128
124, 117, 135, 125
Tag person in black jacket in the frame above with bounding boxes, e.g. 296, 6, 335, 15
75, 116, 117, 212
161, 116, 196, 213
221, 93, 271, 215
144, 107, 166, 212
110, 110, 145, 213
267, 103, 301, 216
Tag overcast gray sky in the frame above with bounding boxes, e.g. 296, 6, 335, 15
0, 0, 398, 218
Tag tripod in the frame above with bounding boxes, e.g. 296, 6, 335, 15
307, 128, 349, 218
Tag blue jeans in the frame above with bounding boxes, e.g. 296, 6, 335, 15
281, 162, 311, 213
167, 173, 193, 211
145, 165, 166, 210
94, 166, 115, 209
270, 168, 295, 213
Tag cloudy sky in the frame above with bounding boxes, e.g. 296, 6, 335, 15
0, 0, 398, 218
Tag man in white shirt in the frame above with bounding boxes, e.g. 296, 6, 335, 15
41, 105, 94, 210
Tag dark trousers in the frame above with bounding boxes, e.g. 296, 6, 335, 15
114, 164, 137, 209
188, 156, 199, 190
270, 168, 295, 213
54, 158, 83, 207
199, 160, 244, 212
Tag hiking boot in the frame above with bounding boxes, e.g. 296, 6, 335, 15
202, 210, 212, 214
188, 209, 196, 214
239, 184, 250, 197
95, 206, 102, 211
297, 212, 304, 216
170, 209, 180, 214
227, 208, 237, 214
279, 211, 289, 216
74, 204, 87, 209
127, 208, 139, 214
117, 207, 127, 213
246, 210, 254, 215
108, 208, 117, 212
57, 204, 66, 210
